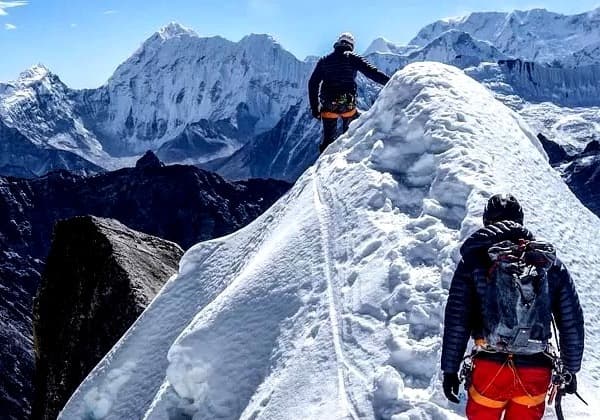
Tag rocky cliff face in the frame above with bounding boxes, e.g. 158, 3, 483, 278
0, 155, 290, 420
32, 216, 183, 420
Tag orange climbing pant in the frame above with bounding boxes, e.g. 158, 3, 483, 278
466, 358, 551, 420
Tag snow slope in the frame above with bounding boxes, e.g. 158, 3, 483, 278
60, 62, 600, 419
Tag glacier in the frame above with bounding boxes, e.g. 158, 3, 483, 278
59, 63, 600, 419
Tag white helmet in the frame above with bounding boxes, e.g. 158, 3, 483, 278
334, 32, 355, 50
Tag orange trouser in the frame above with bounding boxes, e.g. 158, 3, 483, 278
466, 358, 551, 420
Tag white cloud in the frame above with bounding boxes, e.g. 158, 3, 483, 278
70, 23, 77, 28
4, 22, 16, 30
0, 1, 27, 16
103, 10, 118, 15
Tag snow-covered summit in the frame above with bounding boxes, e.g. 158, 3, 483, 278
60, 62, 600, 419
15, 64, 52, 85
157, 22, 197, 40
85, 24, 311, 157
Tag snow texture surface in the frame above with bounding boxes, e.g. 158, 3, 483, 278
60, 62, 600, 419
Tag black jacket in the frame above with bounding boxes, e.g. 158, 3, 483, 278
441, 221, 585, 374
308, 47, 390, 114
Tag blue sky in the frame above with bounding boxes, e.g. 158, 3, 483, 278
1, 0, 599, 88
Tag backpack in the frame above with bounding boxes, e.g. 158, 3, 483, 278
482, 239, 556, 354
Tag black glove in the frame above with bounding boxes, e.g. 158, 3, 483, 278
311, 108, 321, 119
564, 372, 577, 394
443, 372, 460, 403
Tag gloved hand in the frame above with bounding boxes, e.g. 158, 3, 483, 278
311, 108, 321, 119
564, 372, 577, 394
443, 372, 460, 403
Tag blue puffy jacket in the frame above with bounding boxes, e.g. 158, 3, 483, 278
441, 221, 585, 374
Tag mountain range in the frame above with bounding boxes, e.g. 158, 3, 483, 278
2, 8, 600, 183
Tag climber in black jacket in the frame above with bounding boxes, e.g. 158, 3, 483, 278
441, 194, 584, 420
308, 32, 390, 153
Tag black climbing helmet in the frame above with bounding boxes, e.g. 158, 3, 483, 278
483, 193, 524, 226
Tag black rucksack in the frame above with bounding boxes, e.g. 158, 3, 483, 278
482, 239, 556, 354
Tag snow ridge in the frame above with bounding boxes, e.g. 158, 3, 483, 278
60, 62, 600, 419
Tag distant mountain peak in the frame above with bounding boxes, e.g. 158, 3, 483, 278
157, 22, 197, 40
364, 37, 394, 55
363, 37, 419, 57
17, 64, 51, 83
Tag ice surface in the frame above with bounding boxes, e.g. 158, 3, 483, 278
60, 63, 600, 419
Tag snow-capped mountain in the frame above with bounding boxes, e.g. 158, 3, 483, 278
59, 63, 600, 420
0, 65, 101, 154
0, 65, 114, 173
411, 8, 600, 65
365, 30, 506, 77
0, 23, 320, 180
404, 30, 505, 68
2, 9, 600, 183
78, 23, 311, 160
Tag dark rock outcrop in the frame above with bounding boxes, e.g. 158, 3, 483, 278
0, 162, 290, 419
136, 150, 164, 169
537, 133, 569, 165
538, 134, 600, 216
562, 141, 600, 216
32, 216, 183, 420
